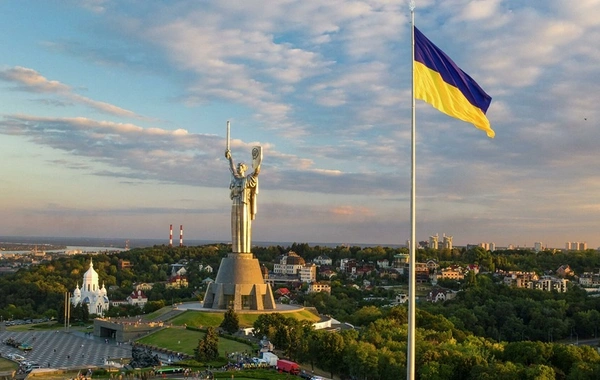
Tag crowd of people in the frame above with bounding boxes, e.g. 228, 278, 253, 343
222, 351, 272, 371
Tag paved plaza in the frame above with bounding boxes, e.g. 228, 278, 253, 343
0, 305, 310, 371
0, 330, 132, 369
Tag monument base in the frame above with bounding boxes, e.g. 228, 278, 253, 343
203, 253, 276, 311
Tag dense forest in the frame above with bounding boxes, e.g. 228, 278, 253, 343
253, 308, 600, 379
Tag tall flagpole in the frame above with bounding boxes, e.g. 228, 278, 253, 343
407, 1, 417, 380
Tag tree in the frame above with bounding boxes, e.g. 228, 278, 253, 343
524, 364, 555, 380
286, 320, 312, 362
71, 303, 86, 322
57, 302, 67, 324
376, 347, 405, 380
273, 322, 291, 358
252, 312, 288, 338
293, 322, 314, 366
343, 340, 379, 380
143, 300, 165, 314
81, 303, 90, 322
503, 341, 553, 366
567, 362, 600, 380
311, 330, 345, 378
194, 327, 219, 361
220, 308, 239, 334
349, 305, 383, 327
468, 361, 523, 380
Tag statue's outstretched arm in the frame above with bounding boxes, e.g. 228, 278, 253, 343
225, 149, 236, 174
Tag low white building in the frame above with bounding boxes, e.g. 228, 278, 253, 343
393, 293, 408, 305
313, 255, 332, 266
170, 264, 187, 277
127, 290, 148, 308
274, 251, 305, 275
579, 272, 600, 287
198, 264, 213, 273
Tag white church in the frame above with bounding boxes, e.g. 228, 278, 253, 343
72, 259, 110, 316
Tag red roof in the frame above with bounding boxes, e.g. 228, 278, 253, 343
129, 290, 147, 299
275, 287, 290, 295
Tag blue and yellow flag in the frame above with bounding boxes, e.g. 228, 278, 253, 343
414, 26, 494, 138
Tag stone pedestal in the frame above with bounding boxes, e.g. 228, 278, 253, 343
203, 253, 276, 310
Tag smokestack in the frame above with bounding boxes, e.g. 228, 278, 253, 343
169, 224, 173, 247
180, 225, 183, 247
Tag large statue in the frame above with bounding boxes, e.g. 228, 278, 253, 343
226, 146, 261, 253
202, 121, 274, 310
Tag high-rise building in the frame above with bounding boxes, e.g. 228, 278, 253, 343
299, 264, 317, 283
534, 242, 543, 252
442, 234, 453, 250
566, 242, 588, 251
429, 234, 439, 250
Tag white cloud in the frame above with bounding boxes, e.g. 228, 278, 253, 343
0, 66, 70, 93
459, 0, 502, 21
0, 66, 141, 118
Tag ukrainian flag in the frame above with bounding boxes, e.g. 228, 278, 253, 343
414, 26, 494, 138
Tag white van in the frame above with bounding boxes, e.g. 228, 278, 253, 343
8, 353, 25, 362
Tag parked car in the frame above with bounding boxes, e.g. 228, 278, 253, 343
24, 363, 41, 373
19, 343, 33, 351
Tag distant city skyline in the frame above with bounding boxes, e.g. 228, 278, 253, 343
0, 235, 595, 252
1, 2, 599, 249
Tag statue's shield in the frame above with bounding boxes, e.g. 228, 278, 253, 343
252, 146, 262, 169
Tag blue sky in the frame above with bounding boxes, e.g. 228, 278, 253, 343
1, 0, 599, 249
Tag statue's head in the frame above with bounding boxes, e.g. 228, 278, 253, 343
237, 162, 248, 174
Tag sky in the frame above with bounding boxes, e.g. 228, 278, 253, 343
0, 0, 599, 249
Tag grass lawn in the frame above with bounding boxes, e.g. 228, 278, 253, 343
137, 327, 252, 356
0, 358, 18, 372
170, 311, 225, 328
287, 309, 322, 323
142, 306, 177, 321
169, 309, 321, 329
